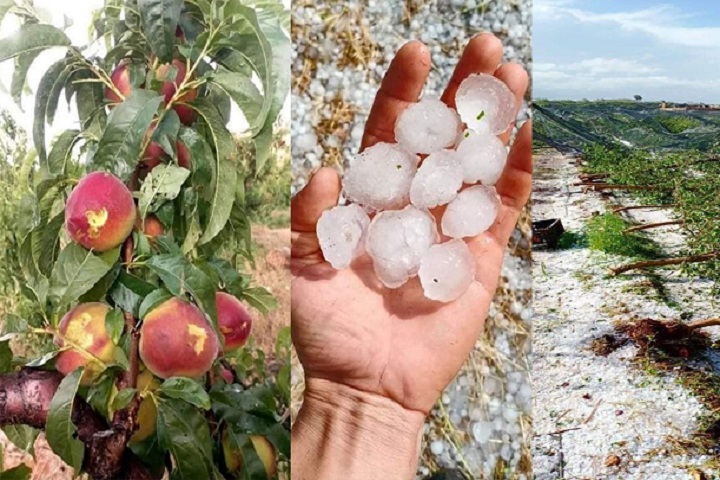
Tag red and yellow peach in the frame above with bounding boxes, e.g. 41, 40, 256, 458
65, 172, 136, 252
216, 292, 253, 352
139, 297, 219, 379
54, 303, 115, 385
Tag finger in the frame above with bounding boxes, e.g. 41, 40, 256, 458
291, 167, 341, 262
441, 33, 503, 109
483, 120, 533, 248
361, 40, 431, 151
494, 62, 529, 144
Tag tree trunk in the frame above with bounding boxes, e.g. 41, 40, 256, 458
624, 220, 683, 233
0, 369, 156, 480
610, 253, 717, 275
612, 204, 676, 213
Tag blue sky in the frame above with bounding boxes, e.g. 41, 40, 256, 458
533, 0, 720, 102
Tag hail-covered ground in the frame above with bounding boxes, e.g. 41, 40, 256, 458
533, 148, 719, 479
291, 0, 532, 478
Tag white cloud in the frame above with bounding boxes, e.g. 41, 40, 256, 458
536, 1, 720, 49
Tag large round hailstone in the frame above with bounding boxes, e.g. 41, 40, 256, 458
343, 142, 419, 211
442, 185, 500, 238
395, 98, 461, 155
317, 204, 371, 269
456, 131, 508, 185
366, 206, 438, 288
456, 73, 516, 135
410, 150, 464, 209
419, 239, 475, 302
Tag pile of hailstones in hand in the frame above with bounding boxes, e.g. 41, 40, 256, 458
317, 73, 515, 303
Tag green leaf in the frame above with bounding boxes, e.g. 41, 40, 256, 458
241, 287, 276, 315
0, 0, 15, 26
24, 350, 58, 368
190, 100, 237, 245
2, 425, 40, 456
79, 264, 121, 303
11, 51, 41, 108
253, 122, 273, 174
31, 212, 64, 277
47, 130, 81, 175
210, 72, 263, 133
0, 24, 70, 62
157, 398, 214, 480
138, 0, 184, 64
152, 110, 180, 157
0, 341, 12, 373
146, 254, 218, 328
138, 288, 172, 320
46, 369, 84, 472
158, 377, 211, 410
86, 373, 115, 419
105, 308, 125, 345
224, 429, 267, 480
0, 315, 29, 342
111, 388, 137, 411
72, 69, 106, 138
0, 464, 32, 480
138, 164, 191, 218
94, 89, 163, 177
49, 244, 116, 306
223, 4, 273, 129
34, 59, 72, 163
109, 271, 156, 317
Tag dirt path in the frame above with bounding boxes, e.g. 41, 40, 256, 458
248, 225, 291, 354
532, 148, 713, 479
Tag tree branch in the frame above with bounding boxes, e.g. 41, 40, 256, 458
610, 253, 717, 275
623, 220, 684, 233
612, 204, 677, 213
0, 370, 156, 480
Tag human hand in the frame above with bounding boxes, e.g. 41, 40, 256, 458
291, 33, 531, 479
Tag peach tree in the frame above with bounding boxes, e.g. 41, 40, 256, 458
0, 0, 289, 479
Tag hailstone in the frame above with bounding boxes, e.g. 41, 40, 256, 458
343, 142, 419, 211
419, 239, 476, 302
442, 185, 500, 238
455, 73, 516, 135
410, 150, 464, 209
317, 204, 371, 269
395, 98, 462, 155
456, 131, 508, 185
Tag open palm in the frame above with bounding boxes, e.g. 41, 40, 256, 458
291, 34, 531, 415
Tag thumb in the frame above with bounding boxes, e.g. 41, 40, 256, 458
291, 167, 341, 263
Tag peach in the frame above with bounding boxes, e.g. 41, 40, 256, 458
222, 431, 277, 478
219, 367, 234, 384
139, 297, 219, 379
130, 370, 160, 443
142, 121, 191, 174
135, 214, 165, 239
216, 293, 252, 352
54, 303, 116, 385
177, 140, 191, 169
105, 62, 135, 106
65, 172, 136, 252
156, 59, 198, 125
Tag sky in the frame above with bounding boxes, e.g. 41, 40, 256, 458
534, 0, 720, 102
0, 0, 289, 150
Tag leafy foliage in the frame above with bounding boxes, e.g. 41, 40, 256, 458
0, 1, 290, 478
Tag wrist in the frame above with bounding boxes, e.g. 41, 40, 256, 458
292, 378, 426, 480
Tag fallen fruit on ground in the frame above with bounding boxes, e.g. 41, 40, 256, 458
54, 303, 116, 385
216, 292, 253, 352
65, 171, 137, 252
139, 297, 219, 379
223, 430, 277, 479
130, 369, 160, 443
